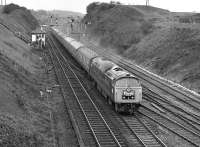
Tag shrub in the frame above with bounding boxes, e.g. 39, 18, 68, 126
110, 1, 122, 5
86, 2, 100, 14
3, 3, 26, 14
86, 2, 115, 14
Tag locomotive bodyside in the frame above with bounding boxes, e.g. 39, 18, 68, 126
90, 57, 115, 97
67, 40, 84, 57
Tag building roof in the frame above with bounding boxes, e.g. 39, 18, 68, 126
31, 28, 46, 34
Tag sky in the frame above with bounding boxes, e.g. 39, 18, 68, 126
5, 0, 200, 14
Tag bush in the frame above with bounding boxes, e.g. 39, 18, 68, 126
3, 3, 26, 14
110, 1, 122, 5
86, 2, 115, 14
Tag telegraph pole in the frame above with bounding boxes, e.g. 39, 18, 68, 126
1, 0, 2, 5
146, 0, 149, 6
4, 0, 6, 5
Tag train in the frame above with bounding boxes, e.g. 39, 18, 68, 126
51, 27, 142, 113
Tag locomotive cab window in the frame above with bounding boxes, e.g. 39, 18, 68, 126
113, 67, 123, 71
115, 78, 141, 87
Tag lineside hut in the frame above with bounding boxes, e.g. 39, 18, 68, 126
41, 25, 48, 32
31, 28, 46, 48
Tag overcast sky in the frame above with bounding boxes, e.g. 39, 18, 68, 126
6, 0, 200, 14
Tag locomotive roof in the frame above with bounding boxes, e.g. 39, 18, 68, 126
65, 37, 74, 42
78, 47, 99, 59
69, 40, 84, 49
53, 28, 83, 49
105, 65, 136, 80
91, 57, 115, 73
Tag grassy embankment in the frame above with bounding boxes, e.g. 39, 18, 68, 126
0, 4, 55, 146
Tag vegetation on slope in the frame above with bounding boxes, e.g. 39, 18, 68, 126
1, 3, 39, 33
3, 3, 26, 14
83, 2, 153, 52
124, 26, 200, 91
0, 4, 55, 146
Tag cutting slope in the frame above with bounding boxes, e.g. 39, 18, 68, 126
1, 3, 39, 35
83, 2, 200, 92
0, 4, 55, 146
124, 26, 200, 91
83, 3, 156, 52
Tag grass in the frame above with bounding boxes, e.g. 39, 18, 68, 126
0, 116, 43, 147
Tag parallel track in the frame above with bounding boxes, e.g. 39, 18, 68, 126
139, 106, 200, 146
82, 40, 200, 113
121, 115, 166, 147
78, 38, 200, 146
80, 39, 200, 122
143, 88, 200, 129
47, 34, 127, 147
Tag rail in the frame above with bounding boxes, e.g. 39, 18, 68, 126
48, 33, 126, 147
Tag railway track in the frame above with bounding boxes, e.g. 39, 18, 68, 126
79, 39, 200, 117
81, 39, 200, 113
77, 38, 200, 146
119, 60, 200, 112
139, 105, 200, 146
51, 34, 168, 147
50, 30, 200, 146
76, 74, 168, 147
143, 88, 200, 129
47, 34, 128, 147
121, 115, 166, 147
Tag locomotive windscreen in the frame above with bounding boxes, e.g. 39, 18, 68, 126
114, 77, 142, 103
115, 78, 140, 87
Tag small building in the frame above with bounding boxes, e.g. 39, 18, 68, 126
40, 25, 48, 32
31, 28, 46, 48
